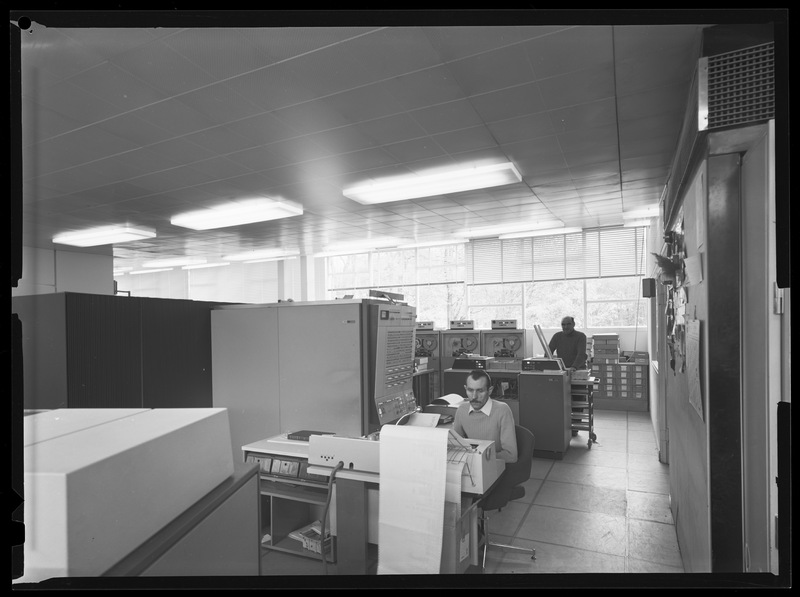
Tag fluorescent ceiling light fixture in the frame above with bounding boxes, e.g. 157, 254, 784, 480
397, 239, 465, 249
499, 226, 584, 239
143, 257, 206, 268
622, 204, 660, 220
171, 198, 304, 230
223, 249, 300, 262
316, 237, 403, 257
182, 262, 231, 270
129, 268, 174, 275
53, 225, 156, 247
455, 220, 564, 240
343, 162, 522, 204
243, 256, 298, 264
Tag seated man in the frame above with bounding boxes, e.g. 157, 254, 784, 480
452, 369, 518, 463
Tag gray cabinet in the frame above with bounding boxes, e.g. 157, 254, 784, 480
12, 292, 226, 410
518, 372, 571, 459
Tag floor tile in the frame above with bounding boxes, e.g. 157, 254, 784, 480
626, 557, 684, 573
535, 479, 627, 517
594, 409, 628, 420
626, 490, 674, 524
547, 461, 629, 489
492, 538, 626, 574
627, 518, 684, 569
627, 469, 670, 494
628, 451, 668, 473
517, 477, 544, 503
529, 458, 554, 480
483, 499, 530, 538
628, 428, 656, 444
628, 438, 660, 455
517, 505, 627, 556
562, 444, 628, 469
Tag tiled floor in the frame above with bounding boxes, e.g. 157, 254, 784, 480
481, 409, 683, 574
259, 409, 683, 577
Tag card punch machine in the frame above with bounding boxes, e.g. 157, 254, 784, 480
307, 432, 500, 495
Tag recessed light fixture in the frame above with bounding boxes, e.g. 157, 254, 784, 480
129, 268, 174, 275
315, 237, 403, 257
499, 227, 584, 239
343, 162, 522, 204
53, 225, 156, 247
623, 219, 652, 228
171, 198, 303, 230
222, 249, 300, 262
397, 240, 464, 249
182, 262, 231, 270
622, 204, 660, 220
243, 256, 298, 264
143, 257, 207, 268
455, 221, 565, 240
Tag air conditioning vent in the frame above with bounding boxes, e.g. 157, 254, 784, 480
699, 42, 774, 131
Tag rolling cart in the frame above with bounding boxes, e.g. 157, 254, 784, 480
570, 377, 598, 449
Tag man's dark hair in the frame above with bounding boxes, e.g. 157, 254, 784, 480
467, 369, 492, 387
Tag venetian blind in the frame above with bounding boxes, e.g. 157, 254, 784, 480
468, 226, 646, 284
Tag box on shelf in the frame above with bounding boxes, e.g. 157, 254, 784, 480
288, 520, 332, 555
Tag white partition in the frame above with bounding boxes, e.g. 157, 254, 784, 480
19, 408, 235, 582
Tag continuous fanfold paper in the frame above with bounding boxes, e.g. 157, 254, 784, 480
377, 425, 466, 574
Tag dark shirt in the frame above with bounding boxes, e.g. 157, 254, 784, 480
548, 330, 587, 369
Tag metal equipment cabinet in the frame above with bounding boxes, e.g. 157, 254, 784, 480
570, 378, 599, 449
518, 371, 571, 459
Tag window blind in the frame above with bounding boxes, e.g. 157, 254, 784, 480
468, 226, 646, 284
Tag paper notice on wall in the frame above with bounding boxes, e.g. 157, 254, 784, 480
377, 425, 450, 574
683, 254, 703, 287
686, 319, 703, 421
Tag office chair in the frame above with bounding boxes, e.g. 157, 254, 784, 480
478, 425, 536, 569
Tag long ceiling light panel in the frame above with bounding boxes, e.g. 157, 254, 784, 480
343, 162, 522, 204
171, 198, 303, 230
53, 225, 156, 247
499, 227, 584, 239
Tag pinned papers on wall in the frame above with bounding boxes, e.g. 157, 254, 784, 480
686, 319, 703, 421
683, 254, 703, 286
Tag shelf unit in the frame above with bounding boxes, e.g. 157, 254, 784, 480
570, 378, 598, 449
590, 360, 650, 412
258, 478, 336, 563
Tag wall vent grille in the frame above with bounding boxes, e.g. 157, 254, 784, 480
700, 42, 774, 131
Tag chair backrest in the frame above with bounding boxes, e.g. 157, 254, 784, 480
504, 425, 535, 488
480, 425, 535, 511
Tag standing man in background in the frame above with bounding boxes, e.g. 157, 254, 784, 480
548, 316, 587, 372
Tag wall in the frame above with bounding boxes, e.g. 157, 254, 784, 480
13, 246, 113, 297
662, 162, 713, 572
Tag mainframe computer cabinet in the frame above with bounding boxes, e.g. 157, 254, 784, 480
518, 371, 572, 459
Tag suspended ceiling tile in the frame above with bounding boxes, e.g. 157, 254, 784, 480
30, 78, 123, 127
524, 26, 613, 80
383, 65, 468, 111
113, 39, 218, 96
469, 81, 548, 124
487, 112, 559, 145
135, 98, 220, 137
409, 99, 486, 135
447, 44, 537, 96
537, 63, 616, 110
174, 84, 265, 126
